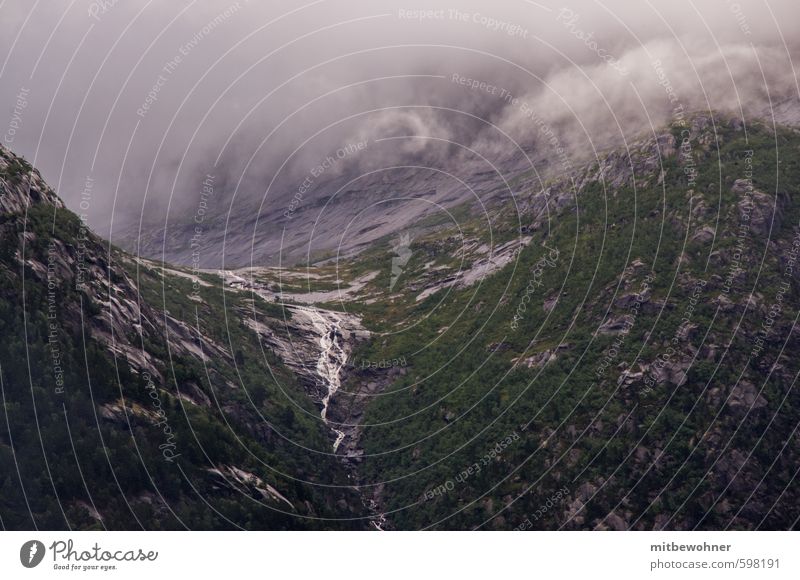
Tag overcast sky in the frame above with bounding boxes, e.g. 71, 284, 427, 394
1, 0, 798, 241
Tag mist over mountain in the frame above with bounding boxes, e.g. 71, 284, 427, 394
2, 0, 799, 266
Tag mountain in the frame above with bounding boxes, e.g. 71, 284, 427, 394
0, 144, 371, 530
2, 110, 800, 531
216, 113, 800, 530
121, 147, 542, 269
337, 114, 800, 530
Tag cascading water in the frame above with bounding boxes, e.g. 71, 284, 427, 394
218, 270, 386, 526
307, 310, 348, 452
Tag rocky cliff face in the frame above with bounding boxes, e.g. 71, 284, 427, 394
233, 283, 371, 448
1, 145, 231, 385
0, 146, 64, 214
121, 147, 540, 269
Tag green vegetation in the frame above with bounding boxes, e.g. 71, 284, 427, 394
0, 203, 364, 530
2, 118, 799, 531
0, 150, 33, 185
352, 121, 800, 530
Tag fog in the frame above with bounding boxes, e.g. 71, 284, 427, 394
1, 0, 798, 248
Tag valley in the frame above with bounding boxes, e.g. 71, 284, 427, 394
2, 111, 800, 530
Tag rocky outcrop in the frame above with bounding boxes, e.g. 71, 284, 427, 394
0, 145, 64, 214
514, 343, 571, 370
522, 130, 680, 233
227, 273, 371, 452
733, 178, 788, 237
727, 380, 768, 413
207, 465, 295, 510
413, 236, 532, 302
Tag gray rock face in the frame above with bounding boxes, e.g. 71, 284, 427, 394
412, 236, 532, 303
598, 315, 635, 335
0, 146, 233, 387
223, 271, 370, 452
733, 179, 788, 237
765, 97, 800, 128
122, 123, 677, 271
727, 380, 768, 412
124, 152, 536, 269
692, 225, 715, 244
0, 145, 64, 214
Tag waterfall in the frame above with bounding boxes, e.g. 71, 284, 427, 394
308, 310, 348, 452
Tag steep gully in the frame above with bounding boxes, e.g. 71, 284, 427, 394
308, 309, 347, 452
308, 310, 388, 530
219, 270, 386, 529
220, 270, 354, 451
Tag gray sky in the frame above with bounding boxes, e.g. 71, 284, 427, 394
1, 0, 798, 241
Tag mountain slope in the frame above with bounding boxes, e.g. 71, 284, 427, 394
3, 110, 800, 531
307, 115, 800, 530
0, 144, 368, 530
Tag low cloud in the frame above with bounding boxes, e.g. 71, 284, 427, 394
0, 0, 797, 249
